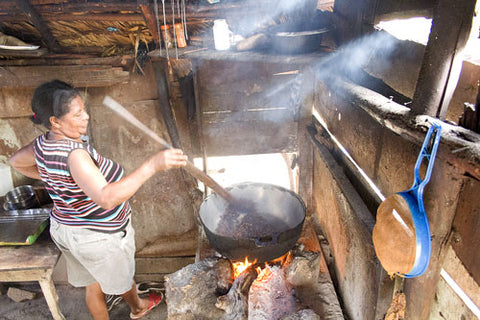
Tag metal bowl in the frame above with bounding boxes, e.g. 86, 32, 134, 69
199, 182, 306, 263
271, 27, 330, 54
4, 185, 36, 210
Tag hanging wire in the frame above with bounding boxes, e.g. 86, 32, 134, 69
177, 0, 181, 20
182, 0, 188, 40
161, 0, 169, 60
153, 0, 162, 55
172, 0, 178, 59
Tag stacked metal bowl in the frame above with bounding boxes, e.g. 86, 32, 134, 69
4, 185, 36, 210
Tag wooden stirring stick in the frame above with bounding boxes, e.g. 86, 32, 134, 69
102, 96, 234, 202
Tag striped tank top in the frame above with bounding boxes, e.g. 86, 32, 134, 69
34, 133, 131, 232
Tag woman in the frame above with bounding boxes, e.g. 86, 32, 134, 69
9, 80, 187, 319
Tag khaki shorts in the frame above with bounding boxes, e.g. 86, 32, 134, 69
50, 218, 135, 295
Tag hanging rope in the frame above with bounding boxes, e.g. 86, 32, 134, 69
171, 0, 178, 59
153, 0, 162, 55
182, 0, 188, 40
161, 0, 169, 60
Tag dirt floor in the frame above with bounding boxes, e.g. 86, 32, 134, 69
0, 283, 167, 320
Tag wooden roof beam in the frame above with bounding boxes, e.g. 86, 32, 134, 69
0, 1, 138, 12
0, 12, 144, 22
14, 0, 61, 53
138, 0, 161, 46
410, 0, 476, 119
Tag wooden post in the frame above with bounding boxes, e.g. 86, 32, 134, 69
152, 59, 182, 148
192, 62, 209, 195
410, 0, 476, 119
39, 271, 65, 320
297, 68, 314, 215
151, 58, 203, 218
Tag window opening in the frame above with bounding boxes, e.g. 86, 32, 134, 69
193, 153, 297, 195
375, 5, 480, 65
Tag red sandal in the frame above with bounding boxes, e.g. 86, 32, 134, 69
129, 292, 164, 319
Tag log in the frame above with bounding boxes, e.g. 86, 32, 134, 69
248, 265, 297, 320
216, 267, 258, 320
165, 257, 233, 319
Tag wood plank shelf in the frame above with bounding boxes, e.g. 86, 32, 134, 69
0, 232, 64, 320
148, 46, 330, 66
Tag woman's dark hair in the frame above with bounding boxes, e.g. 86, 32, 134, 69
31, 80, 81, 129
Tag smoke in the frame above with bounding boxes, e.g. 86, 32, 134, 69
195, 30, 405, 155
259, 31, 402, 121
313, 30, 398, 83
225, 0, 318, 36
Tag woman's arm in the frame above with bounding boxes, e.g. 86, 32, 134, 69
9, 141, 41, 180
68, 148, 187, 210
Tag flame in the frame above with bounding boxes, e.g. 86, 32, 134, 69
232, 252, 290, 280
256, 264, 274, 282
272, 252, 291, 265
232, 257, 256, 278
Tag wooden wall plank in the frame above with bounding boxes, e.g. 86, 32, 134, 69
203, 120, 297, 156
0, 65, 129, 88
451, 177, 480, 285
194, 59, 302, 156
135, 256, 195, 275
311, 140, 378, 320
202, 109, 293, 124
0, 88, 34, 118
314, 76, 472, 319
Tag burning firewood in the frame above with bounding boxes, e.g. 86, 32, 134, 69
165, 257, 234, 319
248, 265, 298, 320
216, 266, 258, 320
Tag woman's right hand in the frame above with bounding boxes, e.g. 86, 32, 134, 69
150, 148, 188, 172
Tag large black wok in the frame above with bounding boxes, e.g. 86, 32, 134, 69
199, 182, 306, 263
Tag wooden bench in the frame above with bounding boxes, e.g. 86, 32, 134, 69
0, 233, 64, 320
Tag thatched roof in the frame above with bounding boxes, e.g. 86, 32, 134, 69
0, 0, 436, 60
0, 0, 237, 58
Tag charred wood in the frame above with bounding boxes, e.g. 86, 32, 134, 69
248, 265, 297, 320
216, 267, 258, 320
165, 257, 233, 319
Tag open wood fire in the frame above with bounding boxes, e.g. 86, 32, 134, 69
164, 226, 323, 320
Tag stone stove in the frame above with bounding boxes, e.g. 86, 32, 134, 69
164, 221, 344, 320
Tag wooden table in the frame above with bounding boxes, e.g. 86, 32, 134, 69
0, 232, 64, 320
